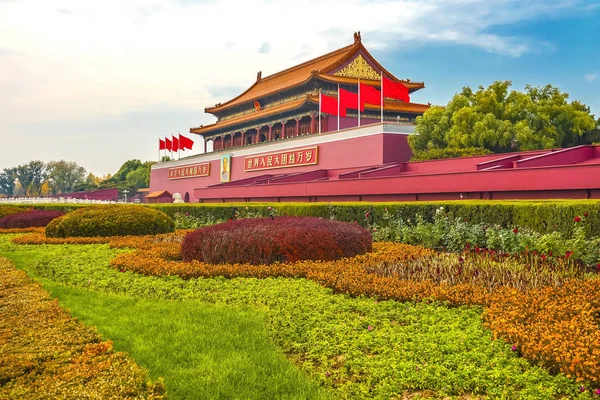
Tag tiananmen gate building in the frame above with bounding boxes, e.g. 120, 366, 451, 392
149, 33, 600, 203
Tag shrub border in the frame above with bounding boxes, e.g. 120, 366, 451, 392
15, 200, 600, 238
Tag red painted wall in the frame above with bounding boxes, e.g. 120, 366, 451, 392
150, 132, 412, 202
194, 163, 600, 202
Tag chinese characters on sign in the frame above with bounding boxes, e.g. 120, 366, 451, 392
244, 146, 318, 172
168, 163, 210, 180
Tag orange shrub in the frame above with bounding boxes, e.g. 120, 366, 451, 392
11, 233, 110, 245
0, 227, 45, 234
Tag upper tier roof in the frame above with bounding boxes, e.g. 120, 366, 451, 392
191, 95, 430, 136
205, 32, 424, 114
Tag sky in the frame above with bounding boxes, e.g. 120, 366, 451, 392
1, 0, 599, 177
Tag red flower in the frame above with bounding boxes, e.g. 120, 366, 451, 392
584, 212, 589, 218
542, 254, 547, 261
565, 251, 573, 259
513, 228, 518, 234
574, 216, 582, 222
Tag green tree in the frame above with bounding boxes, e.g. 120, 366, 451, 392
0, 167, 17, 196
409, 81, 598, 158
125, 167, 149, 189
110, 159, 143, 183
47, 160, 87, 194
24, 160, 47, 196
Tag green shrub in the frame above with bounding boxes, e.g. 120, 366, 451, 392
45, 205, 174, 238
0, 205, 26, 219
371, 208, 600, 267
12, 200, 600, 238
410, 147, 493, 161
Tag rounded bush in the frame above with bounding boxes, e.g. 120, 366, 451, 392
0, 206, 26, 219
181, 217, 372, 265
0, 210, 65, 229
45, 205, 175, 238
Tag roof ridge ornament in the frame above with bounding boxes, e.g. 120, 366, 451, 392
353, 31, 361, 44
257, 71, 262, 81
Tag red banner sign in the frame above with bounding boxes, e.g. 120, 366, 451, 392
168, 163, 210, 180
244, 146, 318, 171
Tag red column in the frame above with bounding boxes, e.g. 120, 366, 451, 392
295, 118, 300, 137
310, 114, 315, 134
203, 139, 207, 153
268, 125, 273, 141
241, 131, 246, 146
256, 127, 260, 143
281, 121, 286, 139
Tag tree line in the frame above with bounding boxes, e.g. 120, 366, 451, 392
409, 81, 600, 160
0, 159, 155, 197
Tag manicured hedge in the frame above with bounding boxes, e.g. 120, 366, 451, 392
0, 210, 64, 229
45, 205, 174, 238
17, 200, 600, 238
181, 217, 372, 265
151, 201, 600, 238
0, 205, 26, 219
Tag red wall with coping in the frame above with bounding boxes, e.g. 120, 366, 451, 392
194, 163, 600, 202
150, 133, 411, 202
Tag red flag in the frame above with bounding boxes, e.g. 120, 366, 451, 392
166, 137, 172, 151
340, 88, 364, 112
383, 77, 410, 102
179, 134, 194, 150
159, 139, 166, 150
172, 135, 179, 152
360, 83, 381, 106
321, 94, 345, 116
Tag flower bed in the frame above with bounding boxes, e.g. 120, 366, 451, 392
108, 238, 600, 387
0, 210, 65, 229
11, 232, 111, 245
0, 255, 165, 398
181, 217, 372, 265
485, 281, 600, 387
0, 227, 45, 234
11, 230, 192, 246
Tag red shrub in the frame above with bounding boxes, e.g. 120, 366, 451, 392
0, 210, 65, 229
181, 217, 372, 265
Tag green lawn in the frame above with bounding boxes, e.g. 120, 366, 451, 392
0, 235, 591, 399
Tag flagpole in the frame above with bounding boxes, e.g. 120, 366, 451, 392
164, 136, 167, 160
178, 132, 181, 160
380, 71, 384, 123
170, 135, 173, 160
358, 78, 361, 127
158, 138, 160, 162
318, 90, 322, 134
337, 84, 340, 131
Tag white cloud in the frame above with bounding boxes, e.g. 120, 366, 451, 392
0, 0, 591, 174
584, 73, 599, 82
